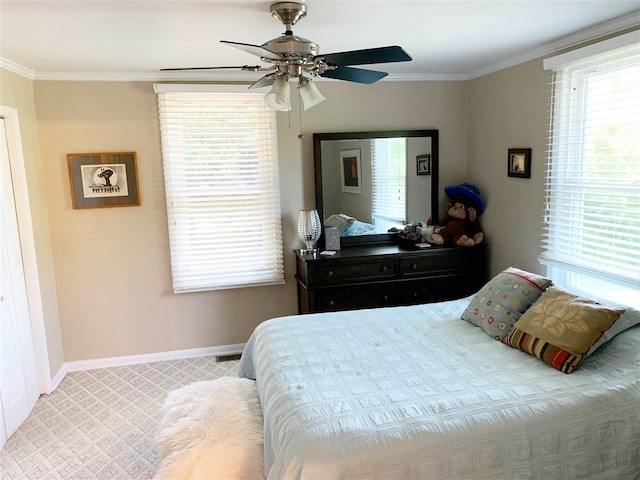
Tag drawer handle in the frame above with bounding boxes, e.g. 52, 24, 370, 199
325, 270, 334, 278
380, 265, 388, 273
328, 300, 335, 307
411, 263, 418, 271
412, 291, 419, 298
382, 294, 389, 302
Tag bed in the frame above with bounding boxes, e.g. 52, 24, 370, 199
238, 277, 640, 479
324, 213, 381, 236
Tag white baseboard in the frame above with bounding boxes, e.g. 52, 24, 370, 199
64, 343, 246, 373
48, 363, 67, 393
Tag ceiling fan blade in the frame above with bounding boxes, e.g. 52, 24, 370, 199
221, 40, 283, 60
249, 73, 276, 89
319, 46, 411, 67
160, 65, 264, 72
320, 66, 388, 84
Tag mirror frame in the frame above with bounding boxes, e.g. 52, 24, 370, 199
313, 129, 439, 247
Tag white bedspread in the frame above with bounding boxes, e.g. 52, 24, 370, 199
238, 298, 640, 479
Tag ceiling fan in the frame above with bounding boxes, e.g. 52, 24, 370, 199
161, 1, 412, 111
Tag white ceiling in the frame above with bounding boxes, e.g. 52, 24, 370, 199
1, 1, 639, 82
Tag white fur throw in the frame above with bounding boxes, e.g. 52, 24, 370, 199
154, 376, 264, 480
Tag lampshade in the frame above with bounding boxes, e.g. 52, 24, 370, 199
265, 77, 291, 111
296, 209, 321, 254
298, 76, 326, 110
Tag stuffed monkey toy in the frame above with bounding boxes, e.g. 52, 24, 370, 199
426, 183, 485, 247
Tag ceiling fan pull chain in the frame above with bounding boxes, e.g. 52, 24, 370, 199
287, 108, 292, 132
297, 87, 304, 139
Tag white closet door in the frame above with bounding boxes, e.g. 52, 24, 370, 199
0, 118, 39, 445
0, 397, 6, 447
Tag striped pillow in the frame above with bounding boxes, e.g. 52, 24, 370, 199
503, 286, 624, 373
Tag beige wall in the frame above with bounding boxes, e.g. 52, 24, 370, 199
0, 69, 65, 378
33, 80, 469, 362
467, 59, 551, 276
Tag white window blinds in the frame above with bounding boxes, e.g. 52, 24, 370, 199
155, 84, 284, 293
541, 33, 640, 296
371, 138, 407, 230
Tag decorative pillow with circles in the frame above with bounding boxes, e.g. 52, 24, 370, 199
461, 267, 553, 341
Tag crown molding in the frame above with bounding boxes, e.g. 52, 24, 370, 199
3, 11, 638, 83
464, 11, 640, 80
0, 57, 36, 79
32, 70, 267, 82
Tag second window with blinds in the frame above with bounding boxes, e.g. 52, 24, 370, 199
371, 137, 407, 232
542, 32, 639, 308
155, 85, 284, 293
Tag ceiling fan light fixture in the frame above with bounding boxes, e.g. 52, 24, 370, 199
298, 76, 326, 110
266, 76, 291, 111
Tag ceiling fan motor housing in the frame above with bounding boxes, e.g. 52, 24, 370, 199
262, 34, 319, 57
270, 2, 307, 27
266, 2, 317, 59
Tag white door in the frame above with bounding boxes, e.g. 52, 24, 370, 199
0, 117, 39, 446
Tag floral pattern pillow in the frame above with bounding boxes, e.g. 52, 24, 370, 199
503, 285, 625, 373
461, 267, 552, 340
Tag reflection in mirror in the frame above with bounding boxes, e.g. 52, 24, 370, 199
313, 130, 439, 247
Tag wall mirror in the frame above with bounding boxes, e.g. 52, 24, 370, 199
313, 130, 439, 247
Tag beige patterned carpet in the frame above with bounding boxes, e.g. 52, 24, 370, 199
0, 357, 239, 480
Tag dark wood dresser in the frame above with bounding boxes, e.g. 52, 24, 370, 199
295, 244, 488, 314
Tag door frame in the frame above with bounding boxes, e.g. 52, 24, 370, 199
0, 105, 52, 394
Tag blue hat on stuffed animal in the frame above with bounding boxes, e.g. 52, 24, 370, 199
444, 183, 486, 214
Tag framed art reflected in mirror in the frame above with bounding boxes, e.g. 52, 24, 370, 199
417, 154, 431, 176
340, 149, 362, 194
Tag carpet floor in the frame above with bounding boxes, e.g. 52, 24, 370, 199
0, 357, 239, 480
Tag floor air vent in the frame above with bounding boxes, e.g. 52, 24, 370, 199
215, 354, 242, 362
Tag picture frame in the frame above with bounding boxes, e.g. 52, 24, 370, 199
507, 148, 531, 178
416, 154, 431, 176
325, 226, 341, 251
340, 149, 362, 194
67, 152, 141, 209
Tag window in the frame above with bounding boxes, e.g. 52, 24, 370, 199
155, 84, 284, 293
371, 137, 407, 231
542, 32, 640, 308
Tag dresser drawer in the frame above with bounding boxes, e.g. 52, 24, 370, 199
396, 276, 473, 305
313, 259, 396, 285
314, 284, 394, 312
400, 250, 473, 277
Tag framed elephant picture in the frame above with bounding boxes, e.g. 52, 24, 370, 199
67, 152, 141, 209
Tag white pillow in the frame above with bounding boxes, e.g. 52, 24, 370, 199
584, 301, 640, 357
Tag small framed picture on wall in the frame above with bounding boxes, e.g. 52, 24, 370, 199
507, 148, 531, 178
